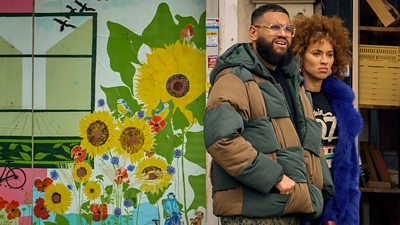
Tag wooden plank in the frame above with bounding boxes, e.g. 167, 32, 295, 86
367, 181, 392, 188
361, 142, 379, 181
360, 26, 400, 32
369, 144, 391, 182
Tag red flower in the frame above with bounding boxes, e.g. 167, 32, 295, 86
148, 115, 166, 132
71, 145, 87, 163
5, 200, 21, 220
114, 167, 129, 185
90, 203, 108, 221
34, 177, 53, 192
0, 196, 8, 210
33, 198, 50, 220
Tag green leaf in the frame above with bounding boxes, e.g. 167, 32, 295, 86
123, 187, 140, 208
75, 181, 81, 190
154, 122, 181, 164
81, 200, 90, 212
21, 144, 31, 152
101, 86, 142, 117
175, 11, 206, 50
44, 222, 57, 225
52, 143, 63, 148
145, 184, 171, 204
62, 145, 71, 155
82, 213, 93, 225
96, 174, 104, 182
105, 185, 113, 195
122, 182, 129, 192
185, 131, 206, 169
34, 152, 50, 160
55, 214, 70, 225
19, 152, 31, 161
54, 154, 69, 160
0, 146, 3, 150
142, 3, 180, 48
186, 92, 206, 126
187, 174, 206, 211
173, 107, 189, 130
10, 156, 21, 160
9, 143, 18, 150
107, 21, 143, 90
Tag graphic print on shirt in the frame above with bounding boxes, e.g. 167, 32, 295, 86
314, 108, 338, 168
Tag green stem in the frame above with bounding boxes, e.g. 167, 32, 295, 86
181, 130, 189, 225
136, 192, 142, 225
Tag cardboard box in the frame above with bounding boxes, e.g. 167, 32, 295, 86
366, 0, 400, 27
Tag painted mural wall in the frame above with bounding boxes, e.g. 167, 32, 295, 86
0, 0, 206, 224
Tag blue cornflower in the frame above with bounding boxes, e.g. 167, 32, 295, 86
167, 166, 176, 175
102, 154, 109, 160
67, 184, 73, 190
111, 156, 119, 165
114, 207, 122, 217
127, 164, 135, 172
50, 170, 59, 180
123, 199, 133, 208
137, 110, 145, 119
97, 99, 106, 108
174, 149, 182, 158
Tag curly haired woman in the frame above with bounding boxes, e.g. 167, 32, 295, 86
292, 15, 363, 225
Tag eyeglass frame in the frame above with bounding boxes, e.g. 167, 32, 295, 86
253, 24, 296, 37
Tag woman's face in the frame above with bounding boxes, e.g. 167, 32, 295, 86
302, 38, 334, 82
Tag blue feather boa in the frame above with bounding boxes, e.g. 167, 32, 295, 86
319, 75, 363, 225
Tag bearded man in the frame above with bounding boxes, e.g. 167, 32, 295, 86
204, 3, 334, 225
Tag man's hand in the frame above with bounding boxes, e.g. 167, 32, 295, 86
275, 175, 295, 195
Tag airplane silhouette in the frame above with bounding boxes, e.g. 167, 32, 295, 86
65, 5, 77, 19
53, 18, 77, 32
74, 0, 96, 12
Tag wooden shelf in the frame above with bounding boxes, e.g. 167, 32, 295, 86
360, 187, 400, 193
360, 26, 400, 32
359, 104, 400, 110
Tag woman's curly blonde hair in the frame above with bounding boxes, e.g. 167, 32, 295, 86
292, 14, 351, 80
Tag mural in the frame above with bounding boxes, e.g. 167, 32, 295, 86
0, 0, 206, 224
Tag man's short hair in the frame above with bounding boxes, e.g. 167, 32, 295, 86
251, 3, 289, 24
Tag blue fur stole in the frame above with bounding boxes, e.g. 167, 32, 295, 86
319, 75, 363, 225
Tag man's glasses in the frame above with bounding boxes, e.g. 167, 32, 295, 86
253, 24, 296, 37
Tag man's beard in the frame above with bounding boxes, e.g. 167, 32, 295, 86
256, 37, 293, 66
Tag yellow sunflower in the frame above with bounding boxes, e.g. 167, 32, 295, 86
83, 181, 101, 200
135, 157, 172, 193
80, 111, 118, 158
135, 41, 205, 123
72, 162, 93, 183
114, 116, 155, 163
44, 183, 72, 214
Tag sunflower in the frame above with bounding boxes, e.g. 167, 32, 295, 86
135, 157, 172, 193
44, 183, 72, 214
135, 41, 205, 123
114, 116, 155, 163
80, 111, 118, 157
83, 181, 101, 200
72, 162, 93, 183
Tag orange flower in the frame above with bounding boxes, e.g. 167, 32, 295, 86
71, 145, 87, 163
34, 198, 50, 220
90, 203, 108, 222
34, 177, 53, 192
0, 196, 8, 210
148, 115, 166, 133
5, 200, 21, 220
114, 167, 129, 185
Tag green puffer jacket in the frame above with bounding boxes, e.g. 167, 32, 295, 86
204, 43, 334, 219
